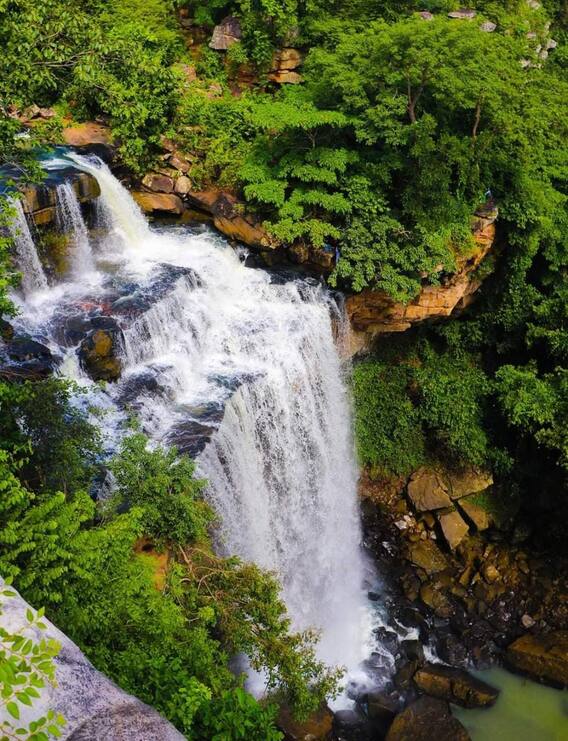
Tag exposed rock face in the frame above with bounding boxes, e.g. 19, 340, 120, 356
447, 469, 493, 500
78, 319, 123, 382
269, 48, 303, 84
20, 172, 100, 229
0, 582, 184, 740
209, 16, 241, 50
506, 632, 568, 686
346, 208, 497, 347
413, 664, 499, 708
408, 468, 452, 511
132, 191, 184, 215
459, 497, 491, 531
142, 173, 175, 194
386, 697, 470, 741
62, 122, 114, 148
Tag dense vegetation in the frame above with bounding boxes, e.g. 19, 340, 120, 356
1, 0, 568, 736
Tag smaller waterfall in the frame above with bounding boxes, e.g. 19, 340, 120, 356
55, 182, 95, 276
7, 198, 48, 296
68, 153, 149, 248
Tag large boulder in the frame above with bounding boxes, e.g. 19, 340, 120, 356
413, 664, 499, 708
142, 173, 175, 194
506, 632, 568, 686
459, 497, 492, 531
386, 696, 470, 741
132, 192, 184, 216
62, 121, 114, 148
447, 468, 493, 500
407, 468, 452, 511
438, 510, 470, 550
0, 582, 184, 740
78, 319, 123, 382
278, 703, 333, 740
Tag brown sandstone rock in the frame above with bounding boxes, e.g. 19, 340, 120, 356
459, 498, 492, 531
213, 215, 272, 248
174, 176, 192, 196
278, 704, 332, 740
408, 468, 452, 511
132, 192, 184, 215
62, 121, 114, 147
408, 540, 448, 574
79, 327, 122, 382
413, 664, 499, 708
447, 468, 493, 500
506, 632, 568, 686
438, 510, 470, 550
271, 47, 303, 71
386, 696, 470, 741
269, 70, 303, 84
142, 173, 174, 194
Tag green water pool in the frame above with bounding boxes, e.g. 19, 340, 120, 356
454, 668, 568, 740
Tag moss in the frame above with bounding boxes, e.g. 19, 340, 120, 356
38, 229, 72, 277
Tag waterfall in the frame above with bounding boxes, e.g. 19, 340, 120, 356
55, 182, 95, 276
7, 198, 48, 296
14, 155, 375, 694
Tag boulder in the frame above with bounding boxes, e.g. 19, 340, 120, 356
419, 11, 434, 20
438, 510, 470, 550
448, 8, 477, 19
408, 468, 452, 511
174, 175, 192, 196
363, 689, 399, 732
506, 632, 568, 686
408, 540, 448, 574
271, 47, 303, 71
413, 664, 499, 708
332, 708, 373, 741
386, 697, 470, 741
458, 497, 492, 531
142, 173, 174, 194
78, 323, 123, 382
480, 21, 497, 32
132, 192, 184, 215
214, 214, 273, 248
0, 581, 184, 740
447, 468, 493, 500
62, 121, 114, 147
209, 16, 242, 50
269, 70, 303, 84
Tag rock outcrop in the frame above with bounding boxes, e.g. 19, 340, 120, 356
132, 191, 184, 215
269, 48, 303, 84
20, 172, 100, 229
209, 16, 241, 50
78, 318, 123, 382
0, 582, 184, 740
346, 206, 497, 349
506, 632, 568, 687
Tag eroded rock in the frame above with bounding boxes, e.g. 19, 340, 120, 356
132, 192, 184, 215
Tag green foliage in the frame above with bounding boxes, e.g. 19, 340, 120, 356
0, 584, 66, 741
109, 432, 211, 547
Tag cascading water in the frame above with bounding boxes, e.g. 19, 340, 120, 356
10, 154, 394, 700
7, 198, 48, 296
55, 182, 95, 276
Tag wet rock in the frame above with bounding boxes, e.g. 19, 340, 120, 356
132, 192, 184, 215
413, 664, 499, 708
438, 510, 469, 550
142, 173, 175, 194
0, 318, 14, 340
458, 497, 491, 531
209, 16, 241, 50
1, 581, 184, 740
333, 707, 373, 740
436, 633, 469, 666
400, 640, 425, 665
278, 703, 332, 740
407, 468, 452, 511
375, 627, 400, 656
506, 632, 568, 686
7, 337, 52, 362
408, 540, 448, 574
362, 689, 399, 736
386, 696, 470, 741
79, 321, 123, 382
447, 469, 493, 500
166, 419, 217, 457
117, 371, 162, 407
420, 583, 453, 619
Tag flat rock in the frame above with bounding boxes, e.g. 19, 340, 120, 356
386, 696, 470, 741
438, 510, 470, 550
458, 497, 492, 531
142, 173, 174, 194
414, 664, 499, 708
506, 632, 568, 686
132, 192, 184, 215
409, 540, 448, 574
408, 468, 452, 511
62, 122, 114, 147
0, 581, 184, 740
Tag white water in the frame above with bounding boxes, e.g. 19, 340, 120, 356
12, 154, 379, 696
55, 182, 95, 277
7, 198, 48, 295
